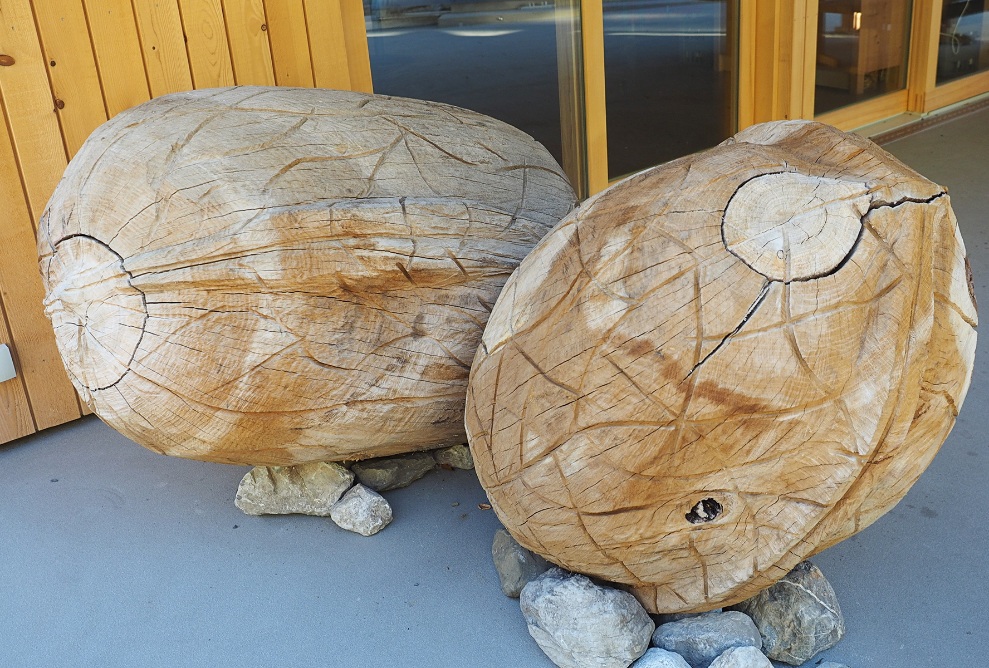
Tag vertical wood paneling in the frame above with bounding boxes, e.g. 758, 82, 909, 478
264, 0, 314, 87
83, 0, 151, 116
221, 0, 273, 85
304, 0, 350, 89
0, 100, 82, 429
133, 0, 194, 96
32, 0, 109, 156
0, 0, 70, 221
179, 0, 234, 88
339, 0, 370, 92
0, 298, 35, 441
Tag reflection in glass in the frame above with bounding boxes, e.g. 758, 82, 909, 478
364, 0, 571, 173
603, 0, 736, 179
938, 0, 989, 83
815, 1, 913, 115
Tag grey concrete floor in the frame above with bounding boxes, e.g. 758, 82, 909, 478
2, 108, 988, 667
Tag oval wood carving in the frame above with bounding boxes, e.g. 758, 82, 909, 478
465, 120, 977, 613
39, 86, 576, 465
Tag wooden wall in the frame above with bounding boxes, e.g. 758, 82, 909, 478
0, 0, 371, 444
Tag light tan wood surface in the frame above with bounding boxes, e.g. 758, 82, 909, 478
39, 86, 576, 465
465, 120, 977, 613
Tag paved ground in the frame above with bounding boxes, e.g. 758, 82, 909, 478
1, 107, 986, 666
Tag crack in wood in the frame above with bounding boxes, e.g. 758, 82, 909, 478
685, 280, 771, 379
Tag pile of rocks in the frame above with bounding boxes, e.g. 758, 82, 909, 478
234, 444, 473, 535
494, 531, 847, 668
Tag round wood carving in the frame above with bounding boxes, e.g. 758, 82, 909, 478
465, 120, 977, 613
40, 87, 576, 465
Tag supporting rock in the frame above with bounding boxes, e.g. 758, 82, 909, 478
631, 648, 691, 668
235, 462, 354, 516
651, 611, 762, 668
708, 646, 772, 668
351, 453, 436, 492
492, 527, 551, 598
520, 568, 654, 668
433, 444, 474, 470
329, 484, 393, 536
730, 561, 845, 665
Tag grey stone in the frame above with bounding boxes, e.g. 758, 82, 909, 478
520, 568, 654, 668
730, 561, 845, 665
235, 462, 354, 516
816, 663, 851, 668
631, 648, 691, 668
654, 609, 722, 626
492, 528, 551, 597
651, 611, 762, 668
351, 452, 435, 491
708, 646, 772, 668
329, 484, 393, 536
433, 443, 474, 469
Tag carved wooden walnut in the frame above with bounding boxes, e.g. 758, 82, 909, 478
39, 87, 576, 465
465, 120, 977, 613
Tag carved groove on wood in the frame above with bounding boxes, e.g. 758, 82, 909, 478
465, 120, 977, 614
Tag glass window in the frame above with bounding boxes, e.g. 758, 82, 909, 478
937, 0, 989, 83
603, 0, 736, 179
364, 0, 576, 174
815, 0, 913, 115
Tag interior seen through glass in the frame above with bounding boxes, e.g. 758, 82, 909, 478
815, 0, 914, 115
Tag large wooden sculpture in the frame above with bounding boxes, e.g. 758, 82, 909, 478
39, 87, 576, 465
465, 120, 977, 613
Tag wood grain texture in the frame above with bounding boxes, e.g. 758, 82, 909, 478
178, 0, 235, 88
465, 120, 977, 613
0, 0, 70, 222
221, 0, 274, 86
133, 0, 194, 96
32, 0, 109, 156
338, 0, 371, 93
0, 0, 84, 428
83, 0, 152, 116
303, 0, 351, 90
39, 86, 576, 465
264, 0, 314, 87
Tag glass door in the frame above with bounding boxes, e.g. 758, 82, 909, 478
603, 0, 738, 179
937, 0, 989, 83
363, 0, 741, 194
814, 0, 914, 116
